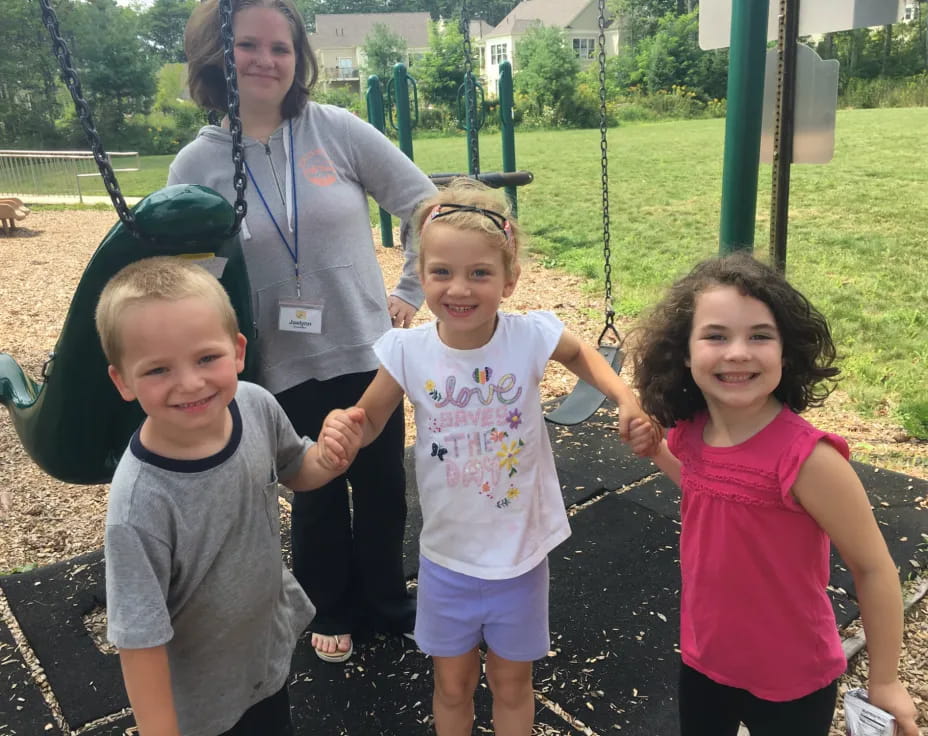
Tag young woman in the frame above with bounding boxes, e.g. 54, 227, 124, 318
170, 0, 437, 662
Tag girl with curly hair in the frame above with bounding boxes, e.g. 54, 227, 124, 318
629, 253, 919, 736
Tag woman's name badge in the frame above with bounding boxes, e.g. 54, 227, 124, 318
278, 300, 323, 334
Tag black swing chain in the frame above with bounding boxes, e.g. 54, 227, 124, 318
218, 0, 248, 232
460, 0, 480, 176
38, 0, 139, 238
597, 0, 618, 342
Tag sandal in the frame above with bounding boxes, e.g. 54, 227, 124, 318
312, 633, 353, 663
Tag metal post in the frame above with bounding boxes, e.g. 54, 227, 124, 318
719, 0, 770, 254
392, 63, 414, 160
366, 75, 394, 248
769, 0, 800, 273
498, 61, 518, 217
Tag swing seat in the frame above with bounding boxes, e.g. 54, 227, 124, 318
0, 184, 258, 484
544, 345, 625, 426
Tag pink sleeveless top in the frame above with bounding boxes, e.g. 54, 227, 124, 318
667, 406, 849, 701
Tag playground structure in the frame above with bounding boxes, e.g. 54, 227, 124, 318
364, 58, 532, 248
0, 197, 31, 234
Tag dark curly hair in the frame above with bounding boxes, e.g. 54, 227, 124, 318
633, 253, 839, 427
184, 0, 317, 119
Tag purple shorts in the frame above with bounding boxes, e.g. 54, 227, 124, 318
414, 555, 550, 662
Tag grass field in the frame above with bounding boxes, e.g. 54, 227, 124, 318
26, 107, 928, 436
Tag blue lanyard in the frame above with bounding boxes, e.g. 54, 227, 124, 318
244, 121, 301, 295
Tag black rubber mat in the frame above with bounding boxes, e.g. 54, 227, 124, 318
540, 492, 683, 735
1, 435, 924, 735
80, 713, 137, 735
0, 549, 126, 728
0, 614, 56, 733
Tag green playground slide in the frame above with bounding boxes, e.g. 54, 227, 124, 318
0, 185, 258, 484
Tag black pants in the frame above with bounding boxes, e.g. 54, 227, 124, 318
678, 662, 838, 736
279, 370, 413, 635
220, 684, 293, 736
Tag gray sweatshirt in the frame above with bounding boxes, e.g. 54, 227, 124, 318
168, 102, 436, 393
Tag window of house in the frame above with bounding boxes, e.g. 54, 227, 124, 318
477, 46, 486, 70
490, 43, 508, 66
336, 57, 354, 79
572, 37, 595, 60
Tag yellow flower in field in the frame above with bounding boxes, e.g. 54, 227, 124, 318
507, 487, 519, 499
425, 379, 436, 392
496, 440, 521, 474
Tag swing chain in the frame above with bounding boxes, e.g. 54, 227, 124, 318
218, 0, 248, 232
38, 0, 139, 238
597, 0, 617, 341
460, 0, 480, 175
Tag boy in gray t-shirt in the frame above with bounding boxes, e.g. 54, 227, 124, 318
95, 257, 364, 736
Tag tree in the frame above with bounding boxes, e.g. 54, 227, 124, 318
141, 0, 197, 63
513, 25, 581, 119
609, 0, 680, 45
415, 20, 468, 107
631, 11, 725, 97
360, 23, 408, 86
60, 0, 158, 139
0, 0, 63, 147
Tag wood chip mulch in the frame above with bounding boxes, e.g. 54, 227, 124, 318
0, 211, 925, 734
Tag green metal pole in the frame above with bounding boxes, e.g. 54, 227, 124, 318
498, 61, 518, 217
392, 63, 414, 159
719, 0, 770, 254
366, 75, 394, 248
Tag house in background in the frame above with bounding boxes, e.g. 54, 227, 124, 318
310, 12, 431, 93
481, 0, 624, 92
307, 0, 624, 98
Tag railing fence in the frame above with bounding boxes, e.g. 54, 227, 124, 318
0, 150, 140, 202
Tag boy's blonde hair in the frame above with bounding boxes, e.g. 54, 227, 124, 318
413, 178, 524, 280
95, 257, 239, 368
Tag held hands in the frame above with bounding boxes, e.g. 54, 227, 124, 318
387, 295, 417, 329
627, 416, 663, 458
868, 679, 921, 736
318, 408, 366, 472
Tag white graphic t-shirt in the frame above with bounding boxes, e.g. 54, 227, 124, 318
374, 311, 571, 579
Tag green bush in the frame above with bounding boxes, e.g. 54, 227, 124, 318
840, 74, 928, 109
900, 400, 928, 440
416, 105, 453, 132
613, 101, 660, 123
642, 85, 706, 118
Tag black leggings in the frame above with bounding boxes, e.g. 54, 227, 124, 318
221, 684, 293, 736
678, 663, 838, 736
279, 371, 412, 635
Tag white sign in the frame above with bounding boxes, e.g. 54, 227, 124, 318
699, 0, 905, 50
760, 44, 839, 164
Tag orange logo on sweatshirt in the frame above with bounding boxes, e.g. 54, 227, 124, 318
299, 148, 337, 187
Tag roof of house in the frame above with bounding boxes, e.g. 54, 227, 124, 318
490, 0, 597, 35
310, 12, 431, 49
468, 19, 494, 40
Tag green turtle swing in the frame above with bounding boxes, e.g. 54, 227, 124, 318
0, 0, 254, 484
